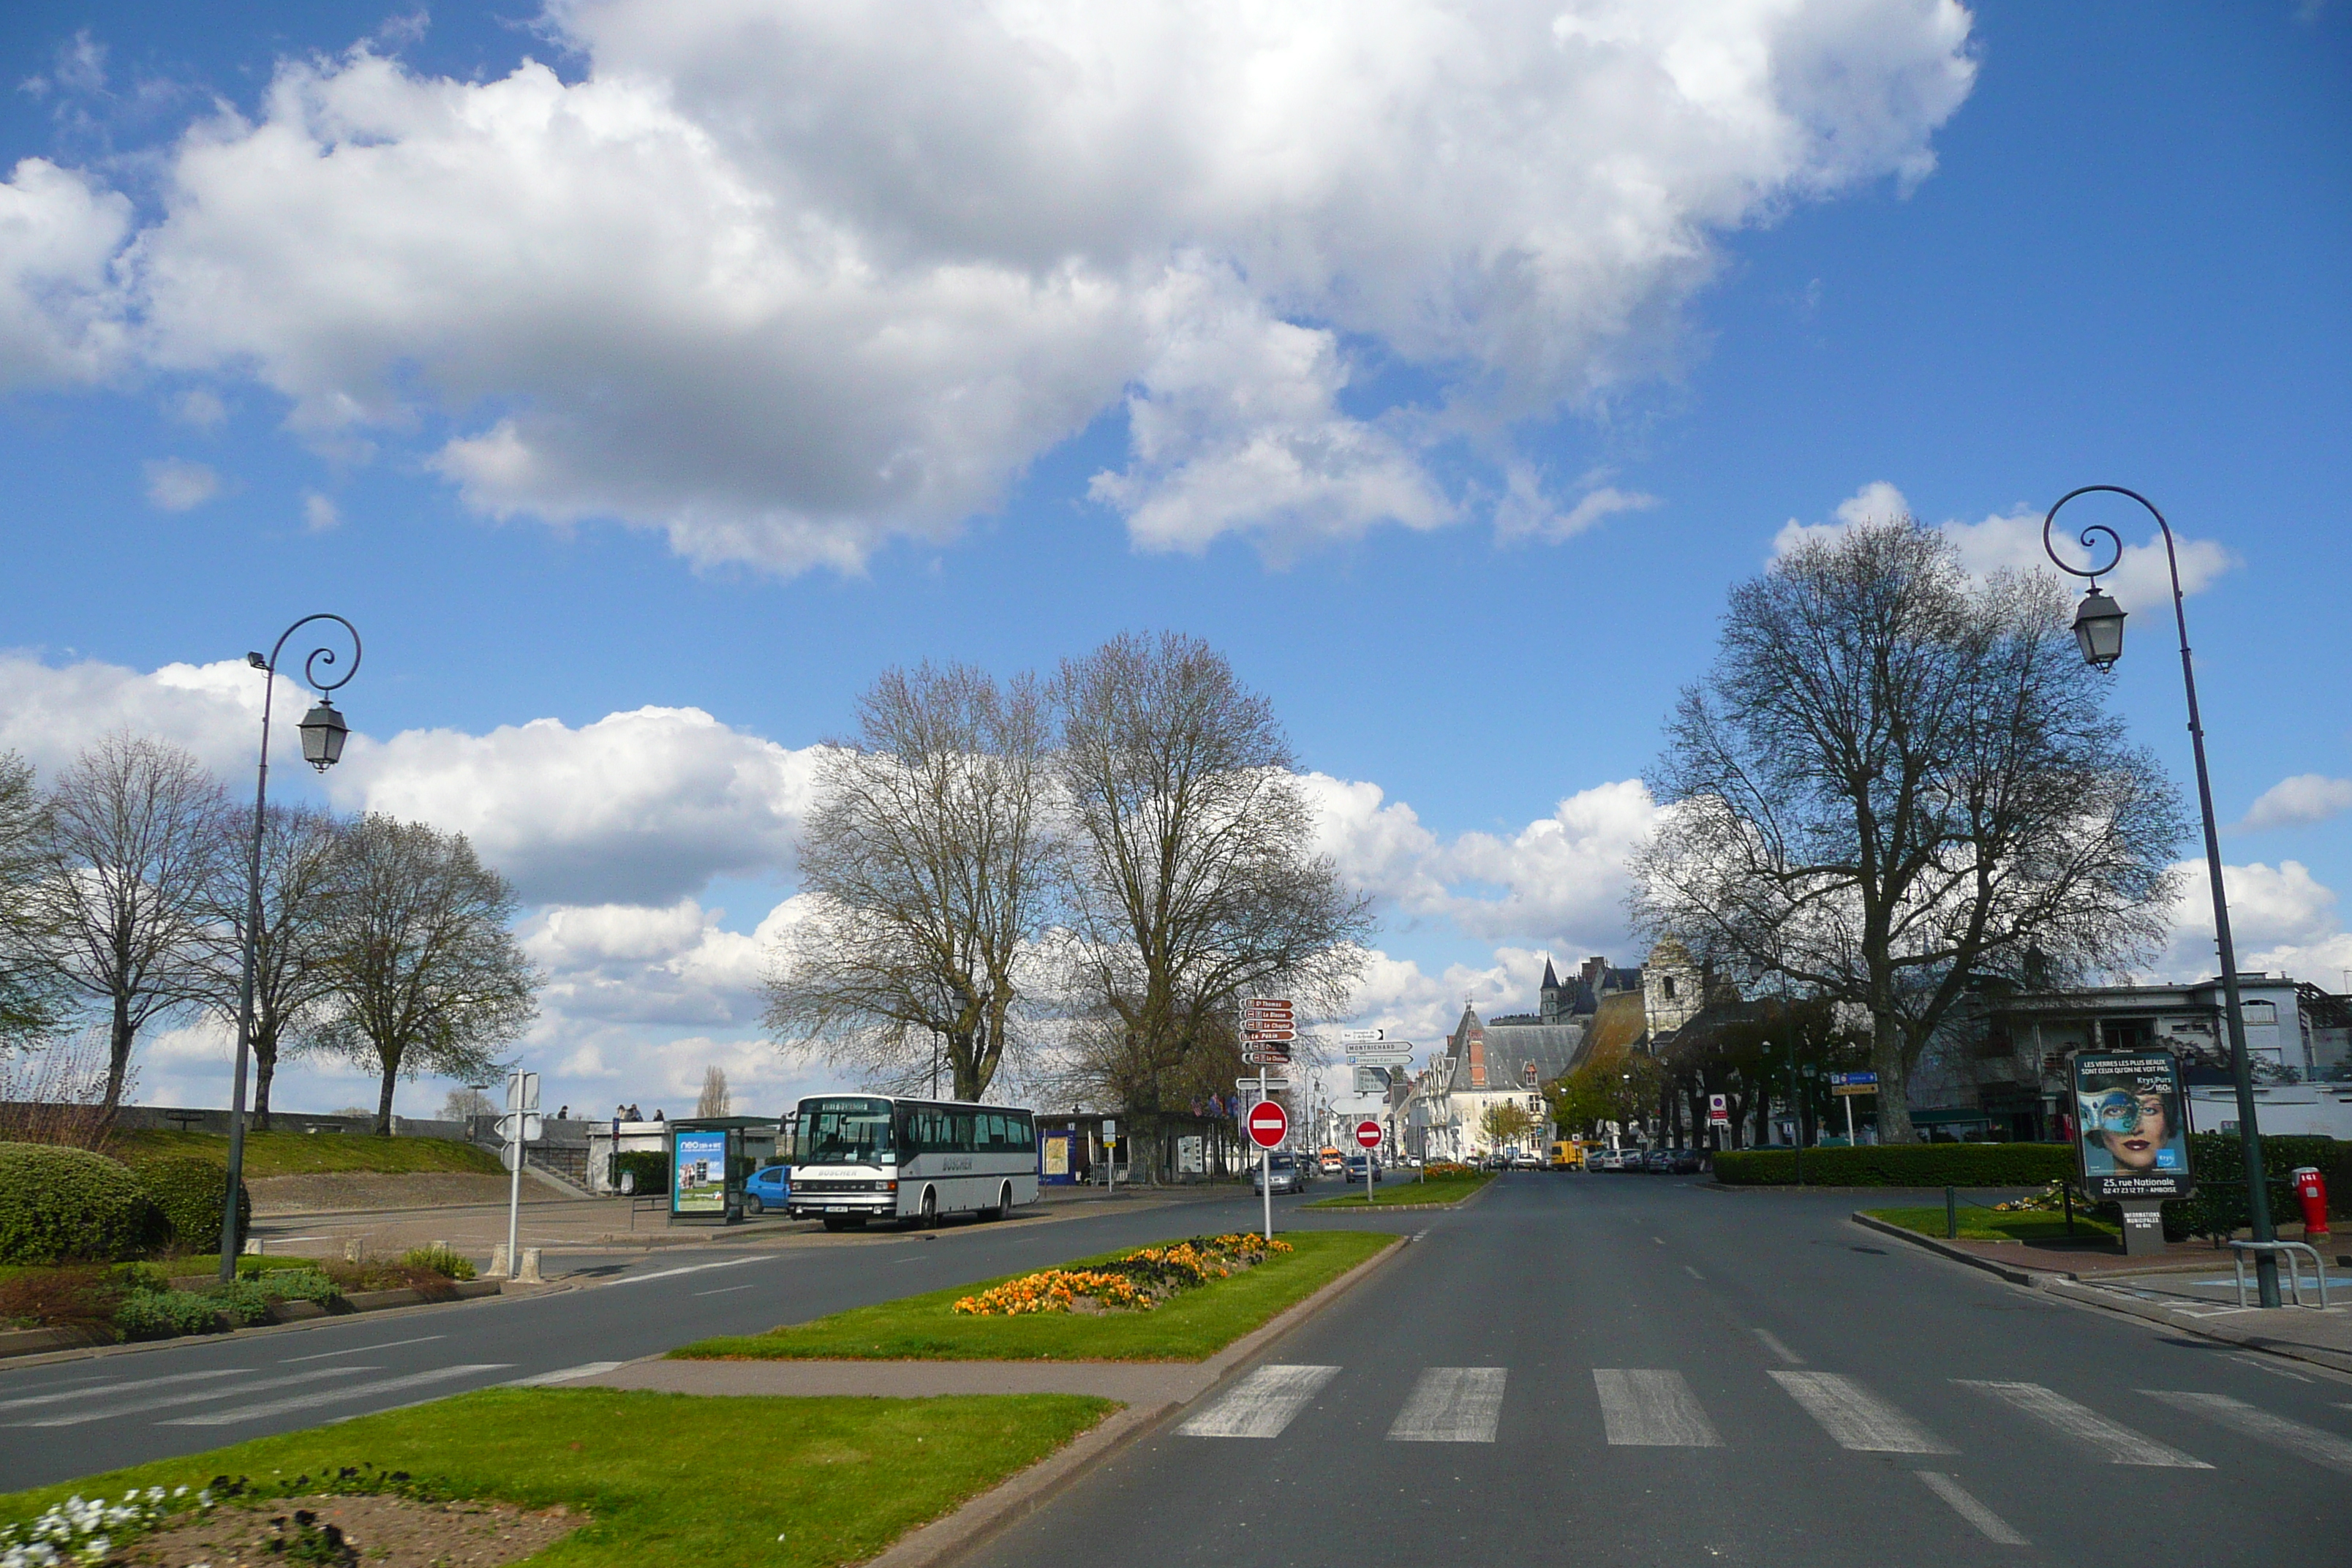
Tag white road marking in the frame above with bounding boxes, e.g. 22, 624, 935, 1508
2141, 1390, 2352, 1476
1180, 1365, 1341, 1439
2228, 1354, 2311, 1383
1914, 1471, 2028, 1545
1594, 1369, 1721, 1447
0, 1368, 246, 1412
1752, 1329, 1804, 1366
693, 1284, 756, 1296
1387, 1368, 1507, 1443
1683, 1265, 1703, 1280
14, 1367, 377, 1427
608, 1256, 772, 1287
163, 1364, 513, 1426
282, 1334, 446, 1363
1769, 1371, 1953, 1453
506, 1362, 626, 1387
1954, 1381, 2209, 1467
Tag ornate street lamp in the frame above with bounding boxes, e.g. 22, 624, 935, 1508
219, 616, 361, 1282
2042, 486, 2280, 1308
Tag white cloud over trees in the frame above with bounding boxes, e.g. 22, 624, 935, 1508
1, 1, 1978, 572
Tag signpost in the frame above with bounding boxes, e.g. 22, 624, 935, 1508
1338, 1028, 1389, 1042
1246, 1098, 1289, 1242
1354, 1118, 1382, 1205
1103, 1118, 1117, 1195
500, 1071, 540, 1277
1828, 1071, 1878, 1146
1346, 1049, 1414, 1066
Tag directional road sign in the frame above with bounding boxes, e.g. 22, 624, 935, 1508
1237, 1077, 1293, 1093
1354, 1068, 1390, 1094
1338, 1028, 1387, 1042
1354, 1119, 1383, 1149
1247, 1100, 1289, 1150
1243, 1047, 1292, 1066
1829, 1071, 1880, 1097
1348, 1049, 1414, 1066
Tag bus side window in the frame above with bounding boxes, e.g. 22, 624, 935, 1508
951, 1112, 975, 1153
984, 1113, 1006, 1148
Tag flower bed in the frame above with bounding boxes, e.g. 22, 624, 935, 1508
952, 1233, 1292, 1316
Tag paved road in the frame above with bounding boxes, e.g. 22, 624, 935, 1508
0, 1187, 1360, 1490
968, 1174, 2352, 1567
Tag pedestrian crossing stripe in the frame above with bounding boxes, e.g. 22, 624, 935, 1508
1388, 1368, 1505, 1442
1768, 1370, 1954, 1454
1956, 1380, 2209, 1468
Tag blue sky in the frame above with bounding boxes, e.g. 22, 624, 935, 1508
1, 2, 2347, 1118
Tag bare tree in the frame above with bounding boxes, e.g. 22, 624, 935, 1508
0, 752, 65, 1050
696, 1064, 731, 1117
34, 735, 230, 1114
191, 804, 347, 1131
442, 1085, 496, 1120
1053, 633, 1372, 1126
1629, 519, 2185, 1141
766, 664, 1055, 1102
314, 815, 538, 1134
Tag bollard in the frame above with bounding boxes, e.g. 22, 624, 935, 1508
1945, 1186, 1958, 1239
344, 1237, 364, 1264
517, 1247, 543, 1284
489, 1242, 511, 1278
241, 1237, 264, 1256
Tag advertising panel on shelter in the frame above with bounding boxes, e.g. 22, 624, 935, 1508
672, 1128, 729, 1215
2072, 1051, 2194, 1202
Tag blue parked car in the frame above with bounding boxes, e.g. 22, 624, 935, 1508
745, 1164, 791, 1214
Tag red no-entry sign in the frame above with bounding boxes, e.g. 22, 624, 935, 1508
1247, 1100, 1289, 1149
1354, 1119, 1383, 1149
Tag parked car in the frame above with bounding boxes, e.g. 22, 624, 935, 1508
1643, 1147, 1675, 1173
1342, 1153, 1383, 1183
1254, 1153, 1309, 1196
1670, 1147, 1705, 1174
744, 1163, 791, 1214
1586, 1148, 1618, 1171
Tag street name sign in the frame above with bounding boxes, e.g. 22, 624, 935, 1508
1354, 1119, 1383, 1148
1247, 1101, 1289, 1149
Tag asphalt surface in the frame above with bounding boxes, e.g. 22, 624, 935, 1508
1, 1188, 1358, 1490
966, 1174, 2352, 1567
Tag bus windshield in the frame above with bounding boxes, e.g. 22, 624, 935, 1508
796, 1098, 897, 1165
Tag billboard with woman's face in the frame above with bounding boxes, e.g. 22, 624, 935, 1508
2072, 1051, 2193, 1202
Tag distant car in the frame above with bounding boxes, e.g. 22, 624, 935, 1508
1254, 1153, 1308, 1196
1342, 1153, 1383, 1183
1670, 1147, 1704, 1174
745, 1164, 790, 1214
1643, 1148, 1674, 1173
1586, 1148, 1618, 1171
1319, 1148, 1345, 1175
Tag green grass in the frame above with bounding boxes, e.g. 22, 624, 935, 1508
113, 1130, 502, 1177
674, 1228, 1397, 1362
1864, 1205, 2122, 1243
0, 1388, 1111, 1568
1304, 1173, 1490, 1208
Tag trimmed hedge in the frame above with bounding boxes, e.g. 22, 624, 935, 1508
611, 1150, 669, 1195
0, 1144, 155, 1264
2157, 1133, 2341, 1241
128, 1155, 251, 1255
1712, 1142, 2073, 1187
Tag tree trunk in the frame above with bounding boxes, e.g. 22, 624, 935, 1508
252, 1025, 277, 1133
374, 1057, 400, 1135
1873, 1013, 1916, 1143
102, 997, 134, 1117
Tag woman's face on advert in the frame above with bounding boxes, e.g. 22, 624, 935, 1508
2092, 1091, 2168, 1169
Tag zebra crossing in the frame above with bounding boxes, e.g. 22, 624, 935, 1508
0, 1358, 523, 1431
1178, 1360, 2352, 1478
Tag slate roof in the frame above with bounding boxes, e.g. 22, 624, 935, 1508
1440, 1006, 1586, 1093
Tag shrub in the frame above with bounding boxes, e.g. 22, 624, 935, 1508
0, 1142, 157, 1264
610, 1150, 668, 1195
129, 1155, 252, 1256
400, 1244, 476, 1281
0, 1264, 124, 1333
2159, 1133, 2340, 1241
1711, 1143, 2074, 1187
115, 1287, 228, 1339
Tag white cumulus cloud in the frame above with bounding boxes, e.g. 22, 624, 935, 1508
8, 1, 1977, 573
143, 457, 220, 511
2237, 774, 2352, 834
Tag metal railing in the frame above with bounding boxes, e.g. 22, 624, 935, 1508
2228, 1240, 2329, 1310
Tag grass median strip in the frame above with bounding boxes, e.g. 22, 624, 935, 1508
1305, 1174, 1490, 1209
0, 1387, 1114, 1568
112, 1129, 504, 1177
1863, 1205, 2121, 1244
673, 1228, 1396, 1362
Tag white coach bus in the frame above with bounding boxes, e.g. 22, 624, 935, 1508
785, 1093, 1040, 1232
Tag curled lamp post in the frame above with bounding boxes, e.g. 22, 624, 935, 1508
2042, 486, 2278, 1308
219, 615, 361, 1283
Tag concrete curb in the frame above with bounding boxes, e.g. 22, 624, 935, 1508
849, 1229, 1409, 1568
1851, 1212, 2352, 1379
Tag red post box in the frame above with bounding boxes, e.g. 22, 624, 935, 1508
2291, 1166, 2329, 1240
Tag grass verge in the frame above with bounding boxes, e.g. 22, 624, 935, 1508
1863, 1205, 2121, 1244
674, 1228, 1396, 1362
1304, 1174, 1490, 1209
113, 1130, 504, 1177
0, 1387, 1112, 1568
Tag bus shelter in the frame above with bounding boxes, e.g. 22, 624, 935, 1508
668, 1116, 780, 1224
